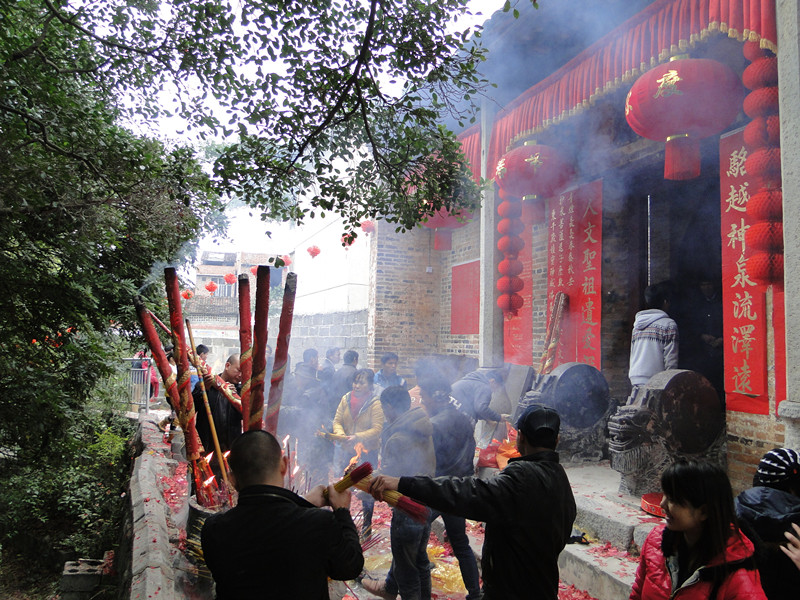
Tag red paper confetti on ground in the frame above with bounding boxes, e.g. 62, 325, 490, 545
558, 583, 599, 600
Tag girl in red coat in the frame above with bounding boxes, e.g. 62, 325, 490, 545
630, 459, 767, 600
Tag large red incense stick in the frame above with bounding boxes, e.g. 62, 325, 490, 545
238, 273, 254, 430
164, 268, 199, 450
265, 272, 297, 434
248, 266, 270, 431
146, 308, 172, 336
134, 299, 202, 460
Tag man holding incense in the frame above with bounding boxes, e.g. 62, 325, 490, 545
362, 385, 436, 600
368, 405, 576, 600
201, 430, 364, 599
194, 353, 242, 454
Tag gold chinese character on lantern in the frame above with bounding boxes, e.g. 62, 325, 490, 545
525, 152, 543, 172
653, 69, 683, 99
495, 157, 507, 179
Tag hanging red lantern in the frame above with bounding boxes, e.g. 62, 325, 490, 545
747, 252, 784, 285
498, 258, 523, 277
421, 206, 473, 251
743, 41, 769, 62
205, 280, 218, 294
497, 200, 522, 219
281, 254, 292, 267
495, 144, 572, 199
743, 116, 780, 149
307, 245, 321, 258
181, 289, 194, 300
497, 235, 524, 256
497, 293, 524, 314
497, 218, 524, 237
360, 219, 376, 234
747, 189, 783, 221
625, 57, 742, 180
742, 57, 778, 91
745, 147, 782, 189
497, 276, 524, 294
223, 273, 236, 285
250, 266, 258, 276
341, 234, 354, 250
745, 221, 784, 253
743, 86, 779, 119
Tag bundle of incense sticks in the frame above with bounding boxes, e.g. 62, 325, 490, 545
354, 476, 430, 524
333, 462, 373, 492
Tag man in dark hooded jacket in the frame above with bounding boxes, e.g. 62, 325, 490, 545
450, 369, 505, 426
735, 447, 800, 600
368, 405, 576, 600
362, 386, 436, 600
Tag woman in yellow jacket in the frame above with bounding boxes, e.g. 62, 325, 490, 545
332, 368, 384, 537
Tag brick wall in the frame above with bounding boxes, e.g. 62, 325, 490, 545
368, 221, 444, 379
287, 310, 369, 370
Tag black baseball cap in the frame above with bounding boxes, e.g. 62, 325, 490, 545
516, 405, 560, 440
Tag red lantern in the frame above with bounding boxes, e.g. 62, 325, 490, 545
307, 245, 321, 258
497, 293, 524, 314
625, 57, 742, 180
360, 219, 375, 234
745, 221, 784, 253
250, 266, 258, 276
747, 252, 784, 285
181, 289, 194, 300
497, 200, 522, 219
341, 234, 354, 249
498, 258, 523, 277
495, 144, 572, 199
497, 276, 524, 294
421, 206, 473, 252
747, 189, 783, 221
281, 254, 292, 267
223, 273, 236, 285
497, 218, 524, 237
743, 86, 779, 119
497, 235, 524, 256
743, 41, 769, 62
745, 146, 782, 189
743, 116, 780, 149
205, 280, 218, 294
742, 57, 778, 90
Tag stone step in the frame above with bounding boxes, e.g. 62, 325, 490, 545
559, 462, 663, 600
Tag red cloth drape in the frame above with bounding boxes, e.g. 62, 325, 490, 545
457, 123, 481, 182
487, 0, 777, 177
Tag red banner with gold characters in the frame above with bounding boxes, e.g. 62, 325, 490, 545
720, 129, 769, 414
546, 179, 603, 368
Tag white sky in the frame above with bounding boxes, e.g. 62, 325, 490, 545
196, 0, 507, 256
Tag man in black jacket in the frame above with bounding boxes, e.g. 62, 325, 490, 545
201, 430, 364, 599
369, 405, 576, 600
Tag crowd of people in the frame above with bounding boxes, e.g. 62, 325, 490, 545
186, 342, 800, 600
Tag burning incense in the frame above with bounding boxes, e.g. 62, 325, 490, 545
134, 298, 202, 460
186, 318, 231, 491
249, 266, 270, 431
355, 476, 430, 524
237, 274, 254, 431
333, 462, 373, 493
146, 308, 172, 337
265, 272, 297, 434
538, 291, 569, 375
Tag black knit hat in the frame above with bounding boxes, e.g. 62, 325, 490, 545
754, 448, 800, 491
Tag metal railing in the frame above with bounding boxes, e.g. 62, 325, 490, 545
122, 358, 151, 414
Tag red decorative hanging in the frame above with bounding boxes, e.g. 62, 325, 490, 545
250, 266, 258, 276
747, 189, 783, 221
745, 221, 784, 253
743, 116, 780, 148
205, 280, 218, 294
360, 219, 375, 234
497, 235, 524, 256
742, 57, 778, 90
223, 273, 236, 285
421, 206, 473, 252
181, 289, 194, 300
745, 146, 782, 189
497, 217, 525, 237
497, 199, 522, 219
341, 234, 354, 250
625, 57, 742, 180
307, 245, 321, 258
497, 276, 524, 294
495, 144, 572, 199
747, 252, 784, 285
281, 254, 292, 267
498, 258, 523, 277
497, 292, 524, 315
743, 86, 779, 119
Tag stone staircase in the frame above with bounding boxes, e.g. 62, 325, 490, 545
559, 461, 663, 600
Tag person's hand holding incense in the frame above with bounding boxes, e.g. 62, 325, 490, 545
326, 486, 352, 510
782, 522, 800, 570
305, 485, 328, 508
368, 475, 400, 502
